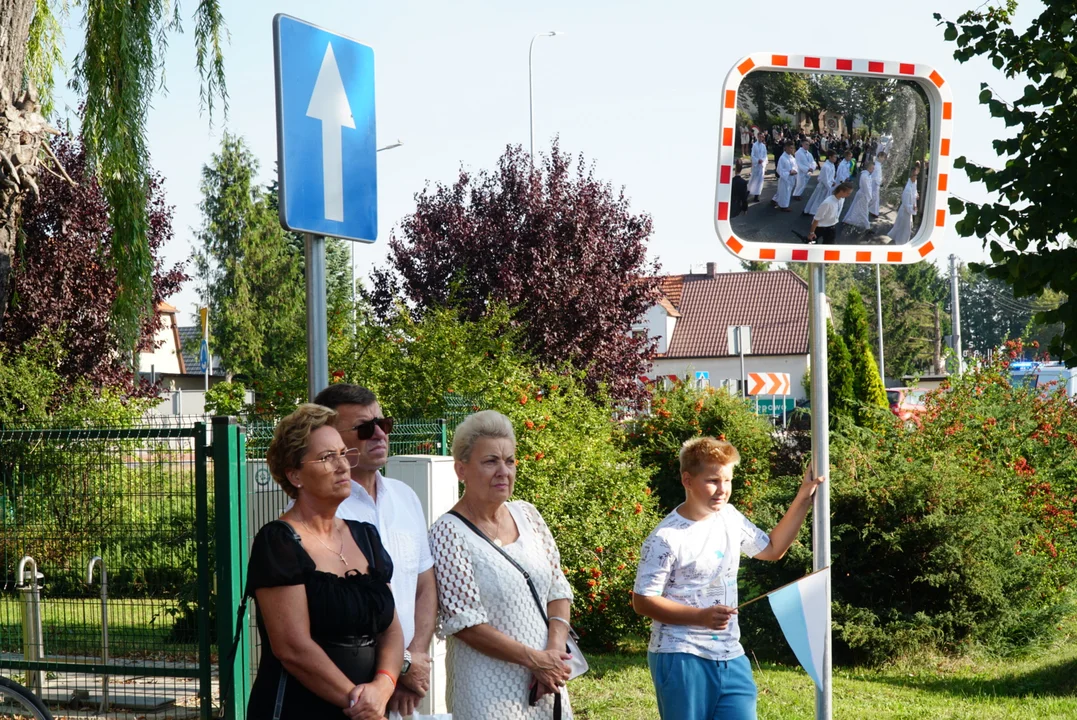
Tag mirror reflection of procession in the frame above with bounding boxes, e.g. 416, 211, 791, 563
733, 72, 931, 245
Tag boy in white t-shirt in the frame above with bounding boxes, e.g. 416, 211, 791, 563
632, 437, 824, 720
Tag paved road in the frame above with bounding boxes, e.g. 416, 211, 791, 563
731, 159, 916, 246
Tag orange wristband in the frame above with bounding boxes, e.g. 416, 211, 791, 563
375, 669, 397, 688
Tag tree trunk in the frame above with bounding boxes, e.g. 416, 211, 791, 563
0, 0, 44, 333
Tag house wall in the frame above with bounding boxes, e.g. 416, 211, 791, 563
140, 313, 184, 375
651, 354, 810, 400
634, 304, 676, 356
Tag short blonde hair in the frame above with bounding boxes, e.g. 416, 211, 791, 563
452, 410, 515, 462
266, 403, 338, 498
679, 436, 741, 476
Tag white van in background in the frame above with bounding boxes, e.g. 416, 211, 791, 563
1031, 363, 1077, 397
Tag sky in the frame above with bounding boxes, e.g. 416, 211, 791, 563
50, 0, 1042, 325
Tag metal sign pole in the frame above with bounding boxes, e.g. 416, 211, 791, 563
738, 327, 747, 398
305, 233, 329, 400
808, 263, 832, 720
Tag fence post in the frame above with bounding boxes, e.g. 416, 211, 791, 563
195, 422, 213, 719
439, 418, 448, 456
213, 416, 250, 719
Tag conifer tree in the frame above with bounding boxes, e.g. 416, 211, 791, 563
843, 288, 889, 425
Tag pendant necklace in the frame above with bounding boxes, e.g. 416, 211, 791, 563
468, 502, 505, 546
300, 517, 347, 565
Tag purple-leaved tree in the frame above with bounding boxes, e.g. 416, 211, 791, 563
373, 142, 660, 403
0, 134, 186, 392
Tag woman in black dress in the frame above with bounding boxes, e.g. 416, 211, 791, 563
247, 403, 404, 719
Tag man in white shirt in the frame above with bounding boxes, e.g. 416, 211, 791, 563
312, 384, 437, 719
808, 181, 854, 244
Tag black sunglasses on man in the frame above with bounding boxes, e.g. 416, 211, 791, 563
352, 417, 394, 440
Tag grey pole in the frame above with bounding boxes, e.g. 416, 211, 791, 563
738, 327, 747, 398
808, 264, 832, 720
305, 233, 329, 400
875, 264, 885, 383
950, 254, 964, 374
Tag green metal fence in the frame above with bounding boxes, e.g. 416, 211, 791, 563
0, 422, 214, 717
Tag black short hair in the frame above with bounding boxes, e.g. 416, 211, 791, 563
835, 181, 855, 194
313, 383, 378, 410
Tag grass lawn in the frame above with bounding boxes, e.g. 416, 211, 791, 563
572, 617, 1077, 719
0, 597, 196, 660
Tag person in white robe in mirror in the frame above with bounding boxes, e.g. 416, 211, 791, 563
889, 168, 920, 244
870, 151, 887, 219
772, 142, 797, 212
747, 132, 768, 202
804, 150, 838, 216
793, 140, 816, 200
842, 160, 876, 231
836, 150, 854, 184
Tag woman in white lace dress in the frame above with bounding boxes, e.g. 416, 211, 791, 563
430, 410, 575, 719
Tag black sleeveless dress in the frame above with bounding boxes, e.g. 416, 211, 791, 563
245, 519, 395, 719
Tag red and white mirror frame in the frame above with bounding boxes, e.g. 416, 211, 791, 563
714, 53, 954, 265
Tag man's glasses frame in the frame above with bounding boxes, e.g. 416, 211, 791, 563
351, 417, 394, 440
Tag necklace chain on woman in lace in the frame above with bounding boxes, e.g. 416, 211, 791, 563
299, 517, 347, 565
466, 501, 505, 546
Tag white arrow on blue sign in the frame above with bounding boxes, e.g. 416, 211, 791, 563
273, 14, 377, 242
198, 339, 210, 373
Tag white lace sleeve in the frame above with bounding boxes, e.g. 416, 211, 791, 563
519, 502, 573, 603
429, 518, 489, 637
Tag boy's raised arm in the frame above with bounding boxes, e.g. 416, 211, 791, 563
754, 467, 826, 562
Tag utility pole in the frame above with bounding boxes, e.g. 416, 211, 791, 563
949, 254, 964, 375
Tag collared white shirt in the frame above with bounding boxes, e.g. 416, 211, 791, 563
813, 194, 844, 228
335, 472, 434, 648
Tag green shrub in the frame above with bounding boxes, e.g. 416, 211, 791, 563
622, 381, 775, 516
744, 346, 1077, 665
205, 380, 247, 417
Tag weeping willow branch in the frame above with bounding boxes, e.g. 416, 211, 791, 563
23, 0, 68, 117
69, 0, 227, 359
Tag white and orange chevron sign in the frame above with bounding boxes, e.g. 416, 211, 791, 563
748, 372, 791, 396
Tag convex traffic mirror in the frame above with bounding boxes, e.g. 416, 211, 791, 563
715, 55, 954, 265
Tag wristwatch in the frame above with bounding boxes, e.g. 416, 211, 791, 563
401, 649, 412, 676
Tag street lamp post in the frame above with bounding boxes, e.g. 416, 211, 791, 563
529, 31, 563, 166
352, 140, 405, 317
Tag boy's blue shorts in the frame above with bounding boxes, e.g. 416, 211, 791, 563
647, 651, 757, 720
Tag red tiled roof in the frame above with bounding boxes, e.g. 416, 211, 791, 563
658, 275, 685, 311
663, 270, 809, 358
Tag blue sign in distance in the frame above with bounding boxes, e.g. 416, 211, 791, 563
273, 14, 377, 243
695, 371, 710, 380
198, 340, 210, 373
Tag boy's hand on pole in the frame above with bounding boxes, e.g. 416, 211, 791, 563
800, 466, 826, 497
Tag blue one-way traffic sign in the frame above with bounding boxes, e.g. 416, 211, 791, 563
273, 14, 377, 242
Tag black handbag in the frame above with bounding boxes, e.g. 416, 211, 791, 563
449, 509, 586, 720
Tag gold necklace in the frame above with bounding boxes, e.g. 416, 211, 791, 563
299, 517, 347, 565
467, 501, 505, 547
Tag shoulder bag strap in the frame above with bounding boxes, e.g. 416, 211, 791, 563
448, 510, 562, 720
447, 510, 548, 624
217, 520, 301, 717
